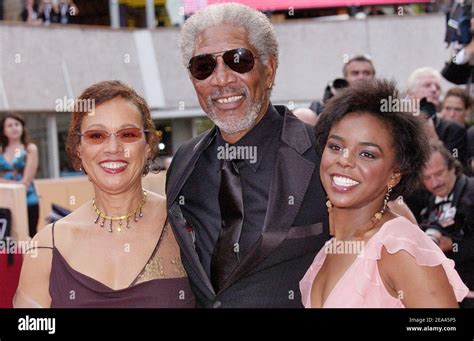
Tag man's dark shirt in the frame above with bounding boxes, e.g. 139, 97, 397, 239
179, 105, 283, 278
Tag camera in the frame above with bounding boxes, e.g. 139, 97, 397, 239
322, 78, 349, 103
419, 98, 437, 119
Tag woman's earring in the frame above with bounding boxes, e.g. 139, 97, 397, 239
326, 199, 335, 236
382, 185, 393, 212
142, 163, 150, 177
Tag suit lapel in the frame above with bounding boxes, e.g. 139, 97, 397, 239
167, 128, 216, 205
168, 203, 215, 294
167, 128, 217, 295
220, 108, 316, 291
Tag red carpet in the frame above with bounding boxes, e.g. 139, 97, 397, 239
0, 254, 23, 308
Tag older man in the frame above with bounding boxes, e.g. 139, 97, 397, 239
166, 3, 328, 308
292, 108, 318, 126
439, 88, 474, 174
407, 67, 467, 165
420, 143, 474, 307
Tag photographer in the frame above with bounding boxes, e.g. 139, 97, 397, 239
421, 142, 474, 307
309, 78, 348, 114
309, 55, 373, 114
442, 1, 473, 87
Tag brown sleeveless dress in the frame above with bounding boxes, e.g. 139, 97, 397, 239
41, 222, 195, 308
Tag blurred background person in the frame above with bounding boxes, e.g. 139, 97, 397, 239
343, 54, 376, 85
38, 0, 55, 24
406, 67, 468, 222
292, 107, 318, 126
407, 67, 467, 165
57, 0, 77, 24
309, 78, 349, 115
14, 81, 195, 308
440, 87, 472, 126
309, 54, 373, 115
420, 142, 474, 308
407, 66, 442, 107
439, 88, 474, 174
0, 113, 40, 238
21, 0, 42, 25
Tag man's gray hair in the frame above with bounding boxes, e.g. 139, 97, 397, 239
179, 3, 279, 69
407, 67, 442, 92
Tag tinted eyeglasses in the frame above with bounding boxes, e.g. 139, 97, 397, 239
78, 128, 148, 145
188, 48, 258, 80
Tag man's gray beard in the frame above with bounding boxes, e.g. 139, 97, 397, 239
206, 95, 264, 135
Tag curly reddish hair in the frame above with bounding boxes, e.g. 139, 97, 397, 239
66, 80, 158, 171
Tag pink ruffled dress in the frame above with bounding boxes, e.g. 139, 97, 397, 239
300, 216, 468, 308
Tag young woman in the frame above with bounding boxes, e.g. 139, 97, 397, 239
0, 113, 40, 237
300, 80, 468, 308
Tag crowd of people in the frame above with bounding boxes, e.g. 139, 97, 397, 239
3, 2, 474, 308
21, 0, 77, 25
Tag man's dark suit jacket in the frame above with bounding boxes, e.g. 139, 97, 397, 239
165, 105, 329, 308
421, 175, 474, 297
434, 116, 467, 165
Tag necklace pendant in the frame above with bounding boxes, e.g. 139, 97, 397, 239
92, 189, 146, 232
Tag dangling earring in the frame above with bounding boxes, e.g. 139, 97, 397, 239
142, 163, 150, 177
326, 199, 335, 236
367, 184, 393, 230
381, 185, 393, 214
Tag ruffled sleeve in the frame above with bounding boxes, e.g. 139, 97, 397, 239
355, 217, 469, 303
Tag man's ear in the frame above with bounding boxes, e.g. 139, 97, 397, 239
263, 55, 277, 90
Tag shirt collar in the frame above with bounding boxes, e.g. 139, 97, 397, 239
216, 104, 281, 172
434, 192, 454, 204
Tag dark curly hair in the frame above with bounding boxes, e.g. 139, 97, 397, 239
66, 80, 158, 173
315, 79, 430, 200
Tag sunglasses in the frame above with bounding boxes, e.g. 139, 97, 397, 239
78, 127, 148, 145
188, 48, 258, 80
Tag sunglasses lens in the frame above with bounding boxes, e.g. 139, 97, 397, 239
223, 48, 255, 73
189, 54, 216, 80
81, 128, 144, 144
117, 128, 143, 142
189, 48, 256, 80
82, 130, 108, 144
